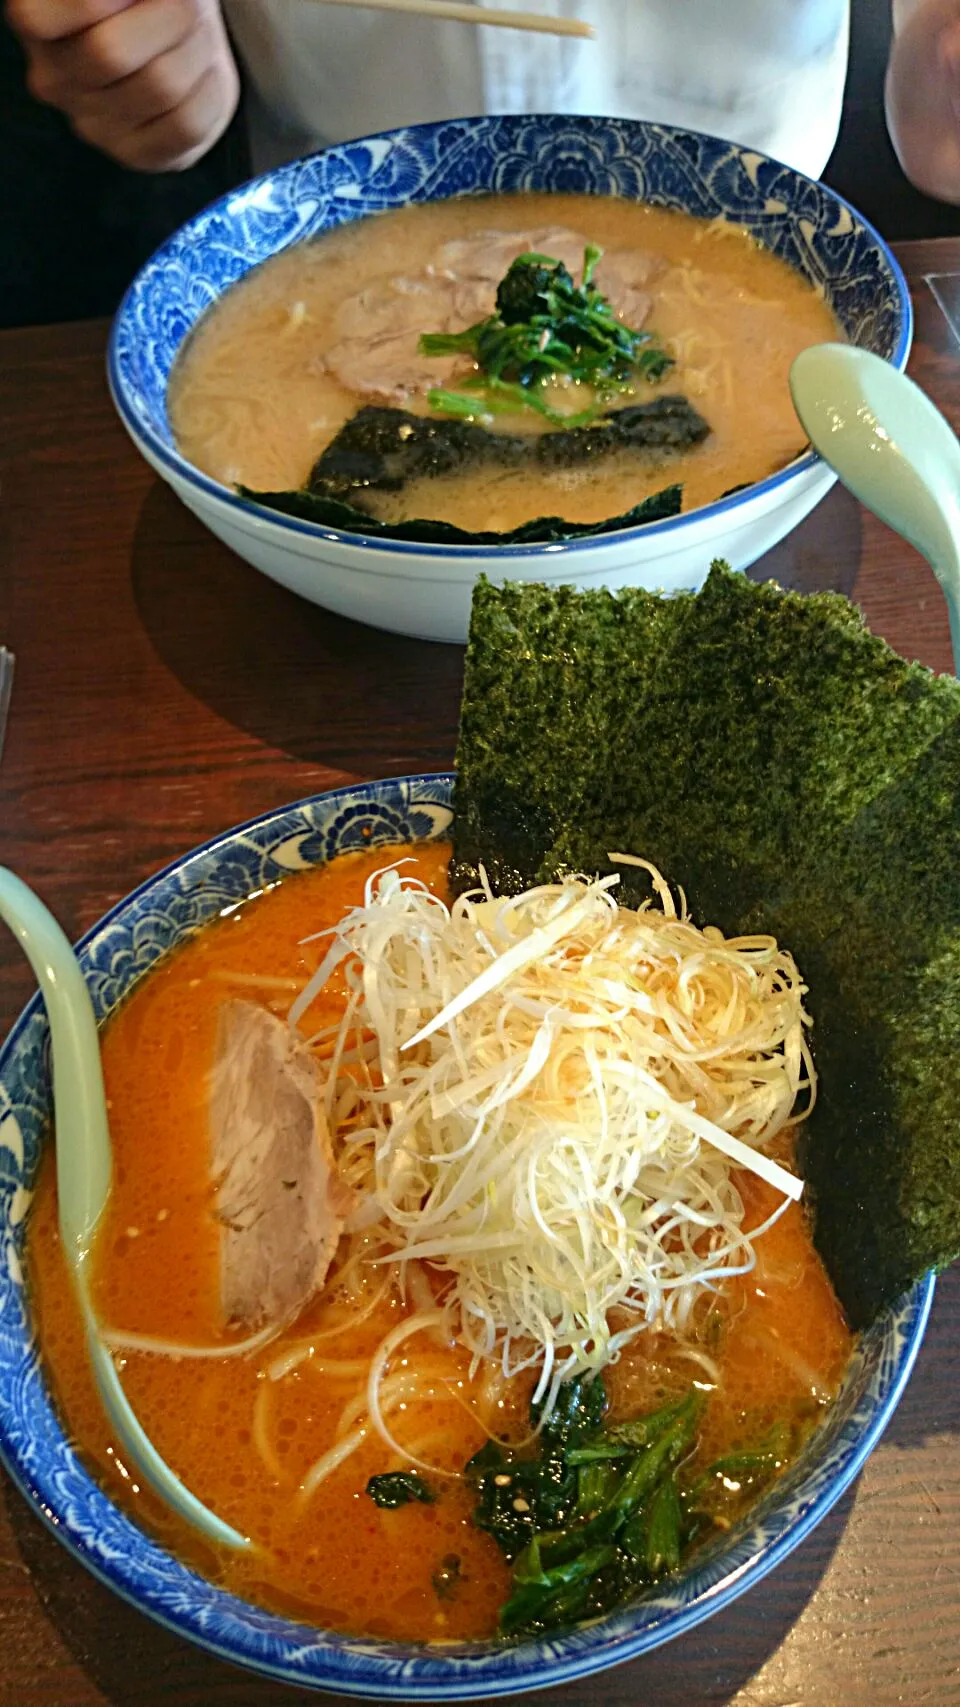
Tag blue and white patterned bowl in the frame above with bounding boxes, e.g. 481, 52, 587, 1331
108, 116, 911, 643
0, 777, 933, 1697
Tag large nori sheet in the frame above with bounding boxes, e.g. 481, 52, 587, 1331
451, 564, 960, 1326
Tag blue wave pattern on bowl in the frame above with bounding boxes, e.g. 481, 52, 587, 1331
112, 115, 909, 455
0, 777, 933, 1698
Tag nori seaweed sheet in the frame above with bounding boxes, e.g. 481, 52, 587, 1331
236, 483, 683, 547
237, 396, 710, 546
303, 400, 710, 502
451, 563, 960, 1327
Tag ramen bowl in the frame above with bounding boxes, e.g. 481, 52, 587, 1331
108, 115, 911, 644
0, 777, 934, 1698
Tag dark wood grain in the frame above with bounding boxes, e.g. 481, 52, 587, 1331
2, 245, 960, 1705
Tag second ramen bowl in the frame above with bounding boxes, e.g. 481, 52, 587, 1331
109, 115, 910, 641
0, 777, 935, 1698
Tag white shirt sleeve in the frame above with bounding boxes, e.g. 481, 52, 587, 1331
224, 0, 850, 183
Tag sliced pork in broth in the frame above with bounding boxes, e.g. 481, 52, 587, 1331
211, 999, 346, 1330
323, 224, 657, 405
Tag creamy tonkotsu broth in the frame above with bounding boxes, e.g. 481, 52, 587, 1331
168, 195, 840, 533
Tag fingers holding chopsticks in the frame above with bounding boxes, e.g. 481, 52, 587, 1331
6, 0, 593, 173
8, 0, 240, 171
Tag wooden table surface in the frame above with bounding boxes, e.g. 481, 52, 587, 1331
2, 238, 960, 1706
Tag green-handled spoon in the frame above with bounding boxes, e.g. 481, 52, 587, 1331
790, 342, 960, 676
0, 867, 250, 1552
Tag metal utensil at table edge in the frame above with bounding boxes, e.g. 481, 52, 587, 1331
0, 648, 14, 763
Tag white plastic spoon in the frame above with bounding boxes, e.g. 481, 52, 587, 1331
789, 342, 960, 675
0, 867, 250, 1552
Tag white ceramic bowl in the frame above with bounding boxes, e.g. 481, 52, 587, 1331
109, 116, 911, 643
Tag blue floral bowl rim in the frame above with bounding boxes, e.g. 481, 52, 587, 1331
0, 773, 935, 1698
106, 113, 914, 565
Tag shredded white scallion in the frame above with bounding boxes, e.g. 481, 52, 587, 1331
294, 859, 815, 1405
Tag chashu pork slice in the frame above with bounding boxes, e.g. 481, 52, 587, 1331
210, 999, 346, 1330
324, 228, 659, 405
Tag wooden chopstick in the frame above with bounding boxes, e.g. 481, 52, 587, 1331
309, 0, 595, 39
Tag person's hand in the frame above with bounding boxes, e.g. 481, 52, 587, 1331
6, 0, 240, 172
887, 0, 960, 204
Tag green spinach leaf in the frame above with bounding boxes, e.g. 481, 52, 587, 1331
366, 1471, 435, 1508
